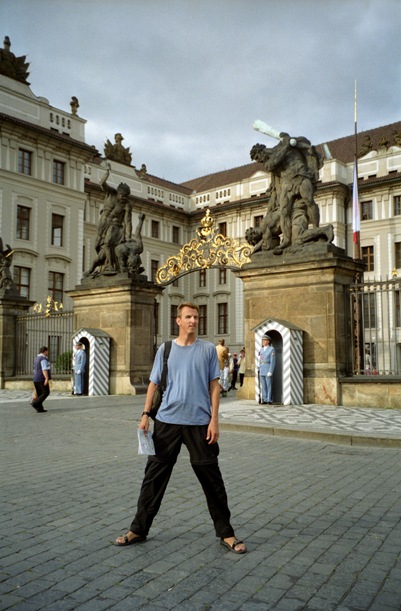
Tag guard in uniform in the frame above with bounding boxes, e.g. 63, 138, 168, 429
258, 334, 276, 404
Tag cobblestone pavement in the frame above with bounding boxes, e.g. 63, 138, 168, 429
1, 394, 401, 610
218, 399, 401, 447
3, 390, 401, 445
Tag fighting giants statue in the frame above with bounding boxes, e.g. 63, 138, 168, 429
85, 164, 145, 278
115, 213, 145, 274
247, 121, 334, 254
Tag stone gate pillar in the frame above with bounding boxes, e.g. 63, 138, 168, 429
236, 245, 365, 405
0, 289, 34, 388
67, 275, 163, 395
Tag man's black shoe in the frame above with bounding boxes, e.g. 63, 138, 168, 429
32, 404, 47, 413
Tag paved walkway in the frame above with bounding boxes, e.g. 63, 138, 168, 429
1, 392, 401, 609
3, 389, 401, 446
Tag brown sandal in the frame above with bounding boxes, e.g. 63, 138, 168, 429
220, 537, 247, 554
114, 533, 146, 546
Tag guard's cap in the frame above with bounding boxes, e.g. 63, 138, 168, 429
262, 334, 271, 340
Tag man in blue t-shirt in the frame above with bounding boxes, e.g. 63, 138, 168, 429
32, 346, 51, 413
115, 302, 246, 554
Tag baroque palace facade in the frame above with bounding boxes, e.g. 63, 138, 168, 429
1, 42, 401, 357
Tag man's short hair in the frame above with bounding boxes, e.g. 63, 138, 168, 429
177, 302, 199, 317
39, 346, 48, 353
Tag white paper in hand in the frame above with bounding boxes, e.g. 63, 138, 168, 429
137, 429, 156, 455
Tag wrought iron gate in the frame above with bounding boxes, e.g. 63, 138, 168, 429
347, 276, 401, 376
15, 310, 74, 376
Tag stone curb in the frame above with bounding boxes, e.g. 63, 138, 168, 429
220, 421, 401, 448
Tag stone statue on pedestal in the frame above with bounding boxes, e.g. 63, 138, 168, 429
104, 133, 132, 166
115, 213, 146, 275
248, 124, 334, 255
0, 36, 30, 84
70, 96, 79, 115
0, 238, 18, 292
85, 165, 145, 278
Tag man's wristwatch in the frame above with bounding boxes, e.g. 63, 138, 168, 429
142, 411, 150, 417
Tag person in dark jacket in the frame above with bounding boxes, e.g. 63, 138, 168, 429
31, 346, 51, 413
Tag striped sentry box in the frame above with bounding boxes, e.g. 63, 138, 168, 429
254, 319, 303, 406
72, 329, 111, 396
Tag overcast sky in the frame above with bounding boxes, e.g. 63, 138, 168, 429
1, 0, 400, 183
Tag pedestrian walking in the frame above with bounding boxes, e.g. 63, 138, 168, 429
238, 349, 246, 387
215, 338, 230, 397
230, 353, 239, 390
31, 346, 51, 413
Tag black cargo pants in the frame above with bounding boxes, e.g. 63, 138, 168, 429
130, 420, 235, 539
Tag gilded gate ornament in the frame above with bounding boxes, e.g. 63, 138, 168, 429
156, 208, 252, 285
33, 296, 64, 317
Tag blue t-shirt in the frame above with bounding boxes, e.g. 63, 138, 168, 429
150, 339, 220, 425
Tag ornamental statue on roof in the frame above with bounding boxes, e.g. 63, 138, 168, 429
0, 36, 30, 84
104, 133, 132, 166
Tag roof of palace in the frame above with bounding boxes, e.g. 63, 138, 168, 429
180, 120, 401, 193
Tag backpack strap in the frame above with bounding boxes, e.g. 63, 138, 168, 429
160, 340, 172, 392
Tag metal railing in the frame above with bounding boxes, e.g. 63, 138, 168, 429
347, 276, 401, 376
15, 310, 74, 376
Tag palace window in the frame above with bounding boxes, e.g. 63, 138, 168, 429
53, 160, 65, 185
51, 214, 64, 247
172, 225, 180, 244
170, 305, 179, 336
395, 242, 401, 269
16, 205, 30, 240
198, 305, 207, 336
151, 259, 159, 283
13, 266, 30, 299
199, 269, 206, 287
362, 245, 374, 272
217, 302, 228, 335
151, 220, 160, 239
254, 215, 264, 228
219, 268, 227, 284
18, 149, 32, 175
361, 200, 373, 221
218, 222, 227, 237
394, 195, 401, 216
363, 293, 376, 328
48, 272, 64, 303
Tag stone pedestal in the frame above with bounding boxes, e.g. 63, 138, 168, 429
236, 244, 365, 405
67, 274, 163, 395
0, 289, 34, 388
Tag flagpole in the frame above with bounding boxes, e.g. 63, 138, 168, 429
352, 80, 363, 374
353, 80, 361, 260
